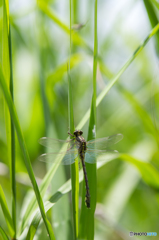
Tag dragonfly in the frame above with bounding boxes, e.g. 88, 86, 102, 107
39, 130, 123, 208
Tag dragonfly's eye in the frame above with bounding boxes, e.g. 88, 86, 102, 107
80, 130, 83, 135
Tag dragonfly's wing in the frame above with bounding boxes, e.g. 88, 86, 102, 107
85, 149, 119, 164
39, 137, 74, 152
38, 149, 78, 165
86, 134, 123, 150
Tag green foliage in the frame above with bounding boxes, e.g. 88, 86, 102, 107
80, 1, 98, 239
0, 186, 14, 236
0, 226, 9, 240
0, 0, 159, 240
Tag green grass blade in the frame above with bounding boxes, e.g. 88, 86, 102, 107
99, 65, 157, 140
0, 226, 10, 240
2, 0, 11, 182
16, 151, 159, 239
117, 85, 157, 136
73, 0, 78, 24
18, 20, 159, 240
79, 1, 98, 239
76, 23, 159, 130
17, 24, 159, 237
46, 53, 83, 84
2, 1, 15, 238
46, 53, 83, 112
25, 159, 114, 240
2, 0, 10, 84
18, 145, 68, 235
151, 0, 159, 9
69, 1, 79, 238
0, 66, 55, 240
37, 0, 90, 51
8, 24, 16, 239
119, 154, 159, 189
143, 0, 159, 55
0, 186, 14, 236
37, 12, 70, 239
38, 0, 69, 33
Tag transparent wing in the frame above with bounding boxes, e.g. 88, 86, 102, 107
39, 137, 74, 152
86, 134, 123, 150
38, 149, 78, 165
85, 149, 119, 164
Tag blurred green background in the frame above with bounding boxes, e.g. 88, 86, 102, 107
0, 0, 159, 239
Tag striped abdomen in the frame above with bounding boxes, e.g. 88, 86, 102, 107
79, 142, 90, 208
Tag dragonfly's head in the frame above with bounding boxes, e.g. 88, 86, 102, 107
74, 130, 83, 137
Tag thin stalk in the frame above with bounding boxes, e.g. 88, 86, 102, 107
0, 66, 55, 240
73, 0, 78, 24
69, 0, 79, 239
8, 24, 16, 239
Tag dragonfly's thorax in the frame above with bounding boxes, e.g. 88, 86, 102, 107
75, 135, 87, 159
73, 130, 86, 154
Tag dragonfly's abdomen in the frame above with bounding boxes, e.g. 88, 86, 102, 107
81, 156, 90, 208
78, 140, 90, 208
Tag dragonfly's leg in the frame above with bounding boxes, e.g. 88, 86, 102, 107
68, 131, 74, 137
67, 142, 75, 151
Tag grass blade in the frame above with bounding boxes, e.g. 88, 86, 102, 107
0, 186, 14, 236
119, 154, 159, 189
0, 66, 55, 240
2, 1, 16, 238
37, 0, 90, 51
46, 53, 83, 84
2, 0, 11, 194
76, 23, 159, 130
79, 1, 98, 239
150, 0, 159, 9
68, 1, 79, 238
118, 85, 157, 136
17, 22, 159, 237
25, 159, 114, 240
143, 0, 159, 55
8, 24, 16, 239
0, 226, 10, 240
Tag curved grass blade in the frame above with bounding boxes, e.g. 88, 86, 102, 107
0, 226, 10, 240
0, 67, 55, 240
119, 154, 159, 189
143, 0, 159, 56
37, 0, 89, 51
25, 158, 115, 240
77, 23, 159, 130
17, 24, 159, 236
18, 151, 159, 240
117, 85, 158, 140
46, 53, 83, 84
150, 0, 159, 9
80, 1, 98, 239
18, 24, 159, 236
18, 143, 68, 236
0, 186, 14, 237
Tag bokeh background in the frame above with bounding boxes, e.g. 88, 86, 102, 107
0, 0, 159, 239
